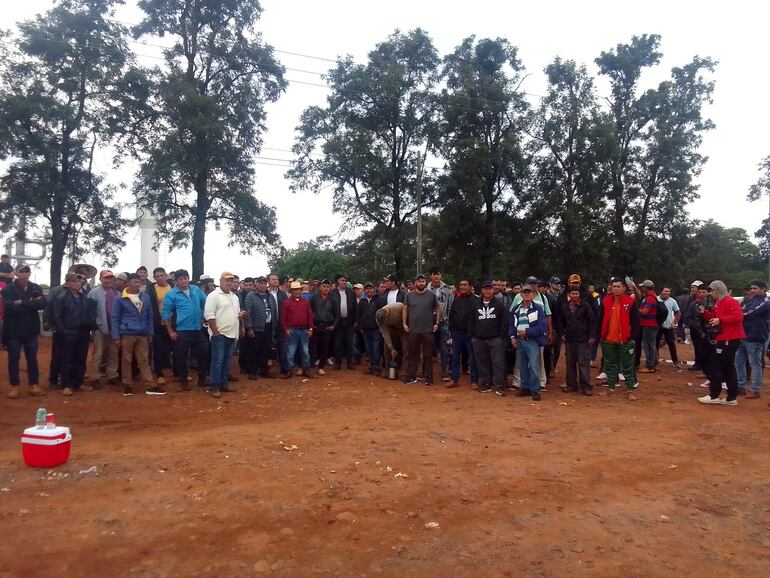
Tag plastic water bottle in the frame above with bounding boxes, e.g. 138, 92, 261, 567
35, 407, 47, 429
45, 413, 56, 429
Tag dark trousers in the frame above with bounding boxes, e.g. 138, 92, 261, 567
641, 326, 658, 369
657, 327, 679, 363
240, 333, 256, 373
708, 340, 739, 401
8, 336, 39, 386
313, 324, 334, 370
405, 332, 434, 382
550, 330, 563, 373
362, 328, 382, 372
253, 325, 272, 376
565, 341, 591, 391
450, 330, 478, 383
334, 320, 355, 366
174, 329, 209, 385
471, 336, 506, 388
543, 345, 553, 379
59, 330, 90, 390
49, 331, 63, 386
153, 329, 172, 377
692, 334, 706, 369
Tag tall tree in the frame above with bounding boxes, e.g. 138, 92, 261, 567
288, 29, 440, 280
0, 0, 132, 285
748, 155, 770, 279
527, 57, 608, 277
126, 0, 286, 279
438, 36, 530, 279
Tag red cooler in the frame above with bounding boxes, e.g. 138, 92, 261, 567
21, 426, 72, 468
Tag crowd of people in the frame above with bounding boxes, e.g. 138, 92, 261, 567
2, 256, 768, 407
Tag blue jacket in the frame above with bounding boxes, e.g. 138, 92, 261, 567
161, 285, 206, 331
742, 295, 770, 343
111, 291, 153, 339
508, 301, 548, 346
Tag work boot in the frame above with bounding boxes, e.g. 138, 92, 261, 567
29, 385, 46, 397
7, 386, 20, 399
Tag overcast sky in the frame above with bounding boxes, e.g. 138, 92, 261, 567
6, 0, 769, 282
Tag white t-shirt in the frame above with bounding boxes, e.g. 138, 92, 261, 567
338, 289, 348, 318
658, 296, 680, 329
204, 288, 241, 338
387, 289, 399, 305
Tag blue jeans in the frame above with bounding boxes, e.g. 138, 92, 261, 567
516, 339, 541, 394
362, 329, 382, 371
450, 330, 477, 383
8, 337, 39, 386
641, 326, 658, 369
209, 335, 236, 389
735, 340, 764, 392
286, 328, 310, 370
434, 324, 450, 376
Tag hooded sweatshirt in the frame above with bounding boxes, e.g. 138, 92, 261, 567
702, 281, 745, 342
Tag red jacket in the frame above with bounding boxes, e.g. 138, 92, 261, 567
599, 293, 636, 342
703, 296, 745, 342
280, 297, 313, 332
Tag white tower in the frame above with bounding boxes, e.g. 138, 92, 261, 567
137, 205, 159, 270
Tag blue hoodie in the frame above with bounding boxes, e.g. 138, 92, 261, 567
742, 295, 770, 343
111, 290, 154, 340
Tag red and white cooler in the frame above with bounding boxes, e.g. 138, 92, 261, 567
21, 426, 72, 468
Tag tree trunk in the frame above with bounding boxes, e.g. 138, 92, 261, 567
191, 182, 210, 281
49, 230, 65, 288
392, 226, 403, 282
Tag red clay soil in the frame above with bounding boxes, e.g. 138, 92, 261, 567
1, 338, 769, 577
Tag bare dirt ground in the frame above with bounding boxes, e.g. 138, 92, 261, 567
1, 339, 770, 577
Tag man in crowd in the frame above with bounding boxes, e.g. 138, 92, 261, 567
402, 274, 440, 385
199, 274, 216, 295
145, 267, 173, 385
469, 281, 508, 395
510, 277, 551, 390
598, 278, 639, 401
237, 277, 256, 376
309, 279, 337, 376
279, 281, 314, 379
698, 280, 745, 406
377, 302, 405, 371
87, 269, 120, 389
204, 272, 242, 398
561, 286, 596, 396
268, 273, 289, 375
244, 276, 277, 380
383, 274, 406, 304
331, 274, 356, 370
428, 268, 454, 381
357, 283, 382, 375
162, 269, 208, 391
4, 264, 46, 399
0, 254, 15, 282
657, 286, 682, 369
52, 272, 97, 396
112, 273, 164, 397
735, 280, 770, 399
448, 277, 478, 389
637, 280, 659, 373
510, 283, 548, 401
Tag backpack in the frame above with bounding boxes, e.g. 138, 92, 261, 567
656, 300, 669, 326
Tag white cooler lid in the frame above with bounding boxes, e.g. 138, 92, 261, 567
22, 426, 71, 438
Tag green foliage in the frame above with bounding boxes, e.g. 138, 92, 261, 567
288, 29, 440, 279
124, 0, 286, 279
0, 0, 133, 285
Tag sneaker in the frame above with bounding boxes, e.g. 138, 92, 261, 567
156, 377, 167, 386
698, 395, 722, 405
618, 374, 625, 381
446, 381, 460, 389
145, 386, 167, 396
699, 380, 710, 388
627, 392, 638, 401
531, 392, 541, 401
403, 377, 418, 385
471, 383, 479, 390
596, 372, 608, 381
62, 387, 74, 397
7, 386, 20, 399
479, 385, 492, 393
441, 374, 451, 382
425, 380, 433, 386
122, 386, 133, 397
516, 389, 531, 397
721, 382, 727, 391
317, 368, 326, 376
220, 385, 238, 393
722, 398, 738, 406
80, 385, 94, 392
301, 369, 313, 379
210, 389, 222, 398
581, 389, 593, 396
495, 387, 506, 397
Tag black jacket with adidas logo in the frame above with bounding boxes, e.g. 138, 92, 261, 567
467, 296, 509, 340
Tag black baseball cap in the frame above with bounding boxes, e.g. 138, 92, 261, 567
414, 274, 426, 281
481, 280, 493, 288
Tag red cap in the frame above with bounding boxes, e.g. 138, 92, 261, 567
99, 269, 115, 278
